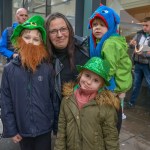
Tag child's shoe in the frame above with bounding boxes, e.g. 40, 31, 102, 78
122, 113, 126, 120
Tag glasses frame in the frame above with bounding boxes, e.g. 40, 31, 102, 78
49, 27, 68, 36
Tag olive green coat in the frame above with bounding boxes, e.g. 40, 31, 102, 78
54, 82, 120, 150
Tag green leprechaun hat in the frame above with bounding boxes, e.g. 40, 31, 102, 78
11, 15, 46, 45
76, 57, 110, 86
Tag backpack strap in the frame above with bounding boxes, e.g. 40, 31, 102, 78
6, 27, 14, 51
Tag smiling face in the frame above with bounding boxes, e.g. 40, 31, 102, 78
79, 70, 105, 91
48, 18, 69, 49
92, 18, 108, 39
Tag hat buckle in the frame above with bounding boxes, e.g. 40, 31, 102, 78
24, 22, 37, 26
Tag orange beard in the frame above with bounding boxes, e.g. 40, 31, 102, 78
16, 37, 49, 72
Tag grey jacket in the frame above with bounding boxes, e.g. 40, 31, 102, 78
132, 30, 150, 64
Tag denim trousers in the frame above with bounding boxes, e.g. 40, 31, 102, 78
129, 63, 150, 105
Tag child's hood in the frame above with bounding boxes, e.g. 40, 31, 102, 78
89, 4, 120, 30
62, 82, 120, 110
89, 4, 121, 57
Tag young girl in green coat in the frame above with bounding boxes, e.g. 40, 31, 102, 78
54, 57, 120, 150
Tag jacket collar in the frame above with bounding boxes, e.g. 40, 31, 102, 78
11, 55, 21, 66
62, 82, 120, 110
53, 56, 64, 75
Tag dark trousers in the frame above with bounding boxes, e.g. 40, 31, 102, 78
117, 105, 122, 134
129, 63, 150, 105
19, 132, 51, 150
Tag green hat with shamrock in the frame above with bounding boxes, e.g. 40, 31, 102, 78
77, 57, 110, 85
11, 15, 46, 45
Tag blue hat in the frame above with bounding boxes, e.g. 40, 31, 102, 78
89, 4, 120, 57
89, 4, 120, 30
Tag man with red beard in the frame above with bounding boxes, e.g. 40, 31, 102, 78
1, 15, 58, 150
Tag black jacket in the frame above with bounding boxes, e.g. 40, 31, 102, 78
1, 57, 59, 137
53, 36, 89, 104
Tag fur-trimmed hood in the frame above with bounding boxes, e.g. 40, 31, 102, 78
62, 82, 120, 110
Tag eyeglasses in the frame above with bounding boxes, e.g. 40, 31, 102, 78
49, 27, 68, 35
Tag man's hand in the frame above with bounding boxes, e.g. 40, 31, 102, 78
13, 53, 18, 58
130, 39, 137, 46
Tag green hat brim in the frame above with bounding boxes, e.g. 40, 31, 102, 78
11, 24, 46, 45
76, 65, 110, 86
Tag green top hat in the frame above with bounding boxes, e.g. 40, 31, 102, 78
77, 57, 110, 86
11, 15, 46, 45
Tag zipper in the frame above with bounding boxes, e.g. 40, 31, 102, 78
27, 70, 35, 135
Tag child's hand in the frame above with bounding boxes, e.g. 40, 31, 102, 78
118, 93, 126, 99
12, 134, 22, 143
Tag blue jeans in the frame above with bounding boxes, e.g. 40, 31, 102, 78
129, 63, 150, 105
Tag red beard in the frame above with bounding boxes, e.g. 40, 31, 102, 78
16, 37, 49, 72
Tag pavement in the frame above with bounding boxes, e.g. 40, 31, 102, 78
120, 106, 150, 150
